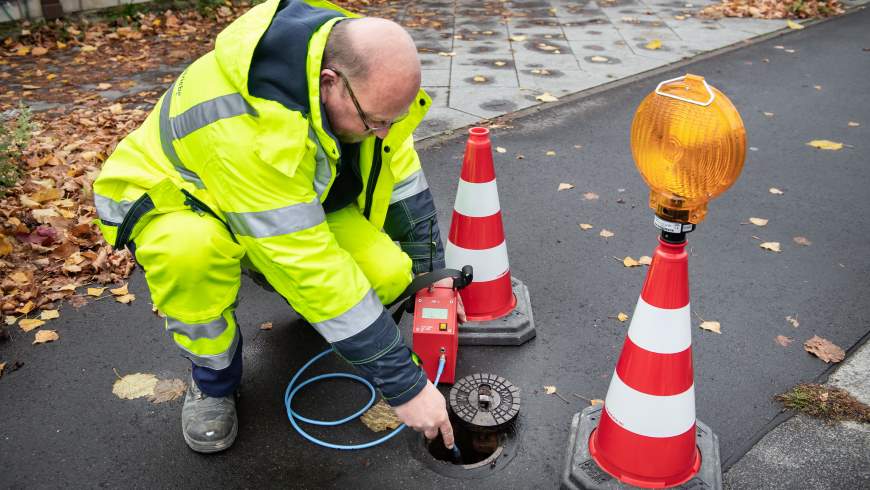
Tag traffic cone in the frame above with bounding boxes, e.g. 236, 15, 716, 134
446, 127, 515, 320
589, 237, 699, 487
446, 127, 535, 346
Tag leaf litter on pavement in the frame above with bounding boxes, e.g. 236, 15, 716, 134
112, 370, 186, 403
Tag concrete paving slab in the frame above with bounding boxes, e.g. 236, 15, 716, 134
829, 338, 870, 406
448, 86, 539, 119
422, 69, 451, 88
724, 415, 870, 489
414, 106, 480, 140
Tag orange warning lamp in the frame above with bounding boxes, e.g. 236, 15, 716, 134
631, 74, 746, 225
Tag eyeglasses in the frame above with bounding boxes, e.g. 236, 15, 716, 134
327, 66, 408, 133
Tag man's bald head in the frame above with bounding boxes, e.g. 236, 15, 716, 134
324, 18, 421, 113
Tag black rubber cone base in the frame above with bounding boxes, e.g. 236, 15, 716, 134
561, 406, 722, 490
458, 277, 536, 346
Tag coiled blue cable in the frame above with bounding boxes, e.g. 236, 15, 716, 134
284, 349, 447, 450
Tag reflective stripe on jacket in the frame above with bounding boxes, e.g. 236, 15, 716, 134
92, 0, 439, 405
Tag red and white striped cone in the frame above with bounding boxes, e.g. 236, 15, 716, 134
588, 237, 700, 488
446, 127, 517, 321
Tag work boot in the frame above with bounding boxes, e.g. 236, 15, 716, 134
181, 375, 238, 453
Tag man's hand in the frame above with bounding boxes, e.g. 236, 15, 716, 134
432, 277, 467, 323
393, 380, 455, 448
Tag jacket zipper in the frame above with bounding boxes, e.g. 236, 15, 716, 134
363, 138, 383, 220
181, 189, 238, 242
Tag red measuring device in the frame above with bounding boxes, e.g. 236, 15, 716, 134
387, 265, 472, 386
411, 265, 473, 385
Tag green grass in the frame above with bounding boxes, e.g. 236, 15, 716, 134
776, 383, 870, 423
0, 104, 33, 197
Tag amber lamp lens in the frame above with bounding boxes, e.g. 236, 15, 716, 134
631, 74, 746, 224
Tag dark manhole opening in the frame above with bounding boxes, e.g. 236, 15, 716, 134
425, 416, 506, 467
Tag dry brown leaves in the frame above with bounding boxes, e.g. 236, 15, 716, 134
0, 101, 138, 320
698, 0, 844, 19
360, 399, 402, 432
803, 335, 845, 363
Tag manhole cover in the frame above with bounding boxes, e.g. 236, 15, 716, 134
449, 374, 520, 432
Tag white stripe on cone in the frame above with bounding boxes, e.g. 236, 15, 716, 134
604, 373, 696, 438
454, 180, 501, 217
445, 241, 509, 282
627, 298, 692, 354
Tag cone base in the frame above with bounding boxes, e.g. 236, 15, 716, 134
458, 277, 536, 346
561, 406, 722, 490
589, 427, 700, 488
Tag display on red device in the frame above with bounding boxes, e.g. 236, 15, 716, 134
412, 282, 460, 384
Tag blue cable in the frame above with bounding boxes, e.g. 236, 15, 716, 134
285, 349, 447, 450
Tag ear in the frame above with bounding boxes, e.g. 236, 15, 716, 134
320, 69, 337, 103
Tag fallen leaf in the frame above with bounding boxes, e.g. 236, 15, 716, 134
494, 60, 506, 66
472, 75, 487, 83
590, 55, 609, 62
644, 39, 662, 50
763, 112, 775, 117
17, 300, 35, 314
437, 51, 456, 57
579, 223, 593, 230
19, 319, 45, 332
509, 35, 527, 42
590, 399, 604, 406
31, 46, 49, 56
148, 378, 186, 403
40, 310, 60, 321
793, 236, 812, 246
599, 229, 614, 238
582, 192, 599, 200
803, 335, 845, 363
748, 217, 769, 226
0, 234, 12, 256
31, 188, 62, 203
786, 20, 805, 30
115, 294, 136, 304
786, 315, 800, 328
558, 183, 575, 191
112, 372, 159, 399
544, 385, 557, 394
699, 321, 721, 334
110, 284, 128, 296
813, 84, 821, 90
97, 83, 112, 90
80, 45, 97, 52
847, 121, 860, 127
87, 287, 106, 297
623, 257, 640, 267
536, 92, 559, 102
806, 140, 843, 151
0, 362, 5, 377
495, 146, 507, 153
760, 242, 782, 253
573, 145, 583, 149
108, 103, 123, 114
34, 330, 59, 344
769, 187, 784, 195
360, 399, 402, 432
617, 312, 629, 322
638, 256, 653, 265
259, 321, 273, 330
775, 335, 794, 347
545, 150, 556, 156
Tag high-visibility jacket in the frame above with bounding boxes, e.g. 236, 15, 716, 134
92, 0, 445, 406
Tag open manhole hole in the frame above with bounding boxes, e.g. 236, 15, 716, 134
410, 374, 521, 478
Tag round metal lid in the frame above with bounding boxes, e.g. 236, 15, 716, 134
448, 373, 520, 432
